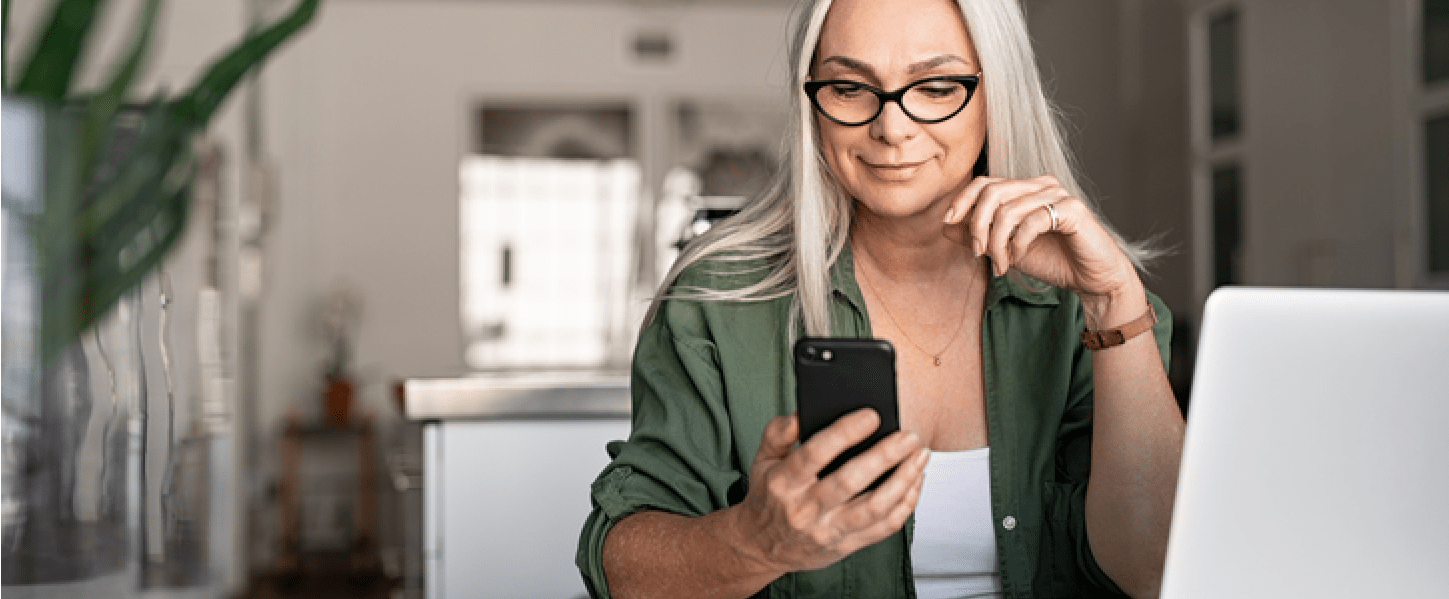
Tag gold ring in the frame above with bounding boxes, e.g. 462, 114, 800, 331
1044, 203, 1060, 232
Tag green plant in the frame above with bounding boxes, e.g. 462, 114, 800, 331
2, 0, 319, 369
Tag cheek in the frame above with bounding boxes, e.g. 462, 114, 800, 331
948, 110, 988, 164
815, 120, 856, 175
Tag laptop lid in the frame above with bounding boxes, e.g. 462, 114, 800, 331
1160, 287, 1449, 598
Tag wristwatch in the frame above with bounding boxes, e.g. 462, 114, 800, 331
1082, 304, 1157, 350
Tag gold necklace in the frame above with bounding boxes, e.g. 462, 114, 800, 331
855, 250, 978, 366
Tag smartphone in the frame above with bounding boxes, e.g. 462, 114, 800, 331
793, 337, 901, 485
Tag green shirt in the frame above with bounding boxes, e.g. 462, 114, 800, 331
577, 245, 1172, 598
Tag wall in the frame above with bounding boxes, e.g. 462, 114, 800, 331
1237, 0, 1402, 289
1177, 0, 1423, 303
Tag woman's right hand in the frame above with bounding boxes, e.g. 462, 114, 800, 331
730, 409, 930, 574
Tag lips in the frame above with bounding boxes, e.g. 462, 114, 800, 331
863, 160, 926, 169
861, 158, 927, 180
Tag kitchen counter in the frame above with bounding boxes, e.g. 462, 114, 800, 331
403, 371, 630, 421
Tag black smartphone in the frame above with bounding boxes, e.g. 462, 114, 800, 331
793, 337, 900, 485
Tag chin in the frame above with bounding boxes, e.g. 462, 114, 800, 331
852, 186, 947, 219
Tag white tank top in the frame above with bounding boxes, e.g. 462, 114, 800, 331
912, 447, 1005, 599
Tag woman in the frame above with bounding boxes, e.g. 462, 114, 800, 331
577, 0, 1184, 597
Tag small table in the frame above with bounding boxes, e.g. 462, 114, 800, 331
275, 414, 380, 583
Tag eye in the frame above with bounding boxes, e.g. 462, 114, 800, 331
827, 82, 868, 98
915, 83, 962, 99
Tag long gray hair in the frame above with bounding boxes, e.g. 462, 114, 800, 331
647, 0, 1155, 337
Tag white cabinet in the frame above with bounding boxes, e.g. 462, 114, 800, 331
410, 374, 629, 599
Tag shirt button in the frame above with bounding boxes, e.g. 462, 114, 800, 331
1002, 516, 1017, 531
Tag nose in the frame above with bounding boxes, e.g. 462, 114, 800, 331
869, 98, 918, 145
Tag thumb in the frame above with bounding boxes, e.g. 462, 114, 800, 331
755, 414, 799, 465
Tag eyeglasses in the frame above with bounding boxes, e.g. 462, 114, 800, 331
803, 74, 981, 127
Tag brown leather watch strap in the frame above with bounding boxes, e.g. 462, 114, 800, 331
1081, 304, 1157, 350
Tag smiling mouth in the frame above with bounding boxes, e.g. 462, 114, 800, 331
862, 159, 927, 180
864, 161, 926, 169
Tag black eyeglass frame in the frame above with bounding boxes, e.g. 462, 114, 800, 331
803, 74, 982, 127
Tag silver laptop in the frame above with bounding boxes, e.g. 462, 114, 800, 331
1161, 287, 1449, 598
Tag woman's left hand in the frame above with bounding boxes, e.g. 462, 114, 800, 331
941, 175, 1141, 304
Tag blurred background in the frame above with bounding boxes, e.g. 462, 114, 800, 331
2, 0, 1446, 598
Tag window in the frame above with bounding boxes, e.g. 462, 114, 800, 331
1427, 113, 1449, 273
460, 104, 641, 370
1425, 0, 1449, 84
1425, 1, 1449, 277
1193, 3, 1245, 300
1211, 164, 1243, 287
1209, 11, 1241, 140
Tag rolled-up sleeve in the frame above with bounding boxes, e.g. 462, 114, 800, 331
576, 296, 747, 599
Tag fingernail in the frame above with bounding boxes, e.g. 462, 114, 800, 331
943, 208, 955, 222
973, 240, 984, 257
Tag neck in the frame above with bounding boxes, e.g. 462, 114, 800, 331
850, 204, 978, 285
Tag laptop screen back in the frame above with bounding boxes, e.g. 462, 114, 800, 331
1161, 287, 1449, 598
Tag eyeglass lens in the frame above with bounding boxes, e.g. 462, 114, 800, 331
814, 79, 972, 125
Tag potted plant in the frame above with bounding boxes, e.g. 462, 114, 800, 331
321, 280, 363, 426
1, 0, 320, 593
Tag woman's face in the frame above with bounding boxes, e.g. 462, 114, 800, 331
812, 0, 986, 221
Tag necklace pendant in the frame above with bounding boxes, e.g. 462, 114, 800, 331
933, 356, 942, 366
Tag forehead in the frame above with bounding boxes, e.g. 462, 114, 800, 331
815, 0, 976, 70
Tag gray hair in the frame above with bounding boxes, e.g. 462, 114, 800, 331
647, 0, 1156, 337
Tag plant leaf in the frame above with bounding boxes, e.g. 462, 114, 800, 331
28, 0, 321, 369
4, 0, 12, 90
14, 0, 104, 101
34, 99, 190, 369
36, 100, 165, 286
42, 177, 191, 367
76, 101, 176, 236
75, 0, 162, 178
98, 0, 160, 104
37, 118, 194, 368
172, 0, 319, 126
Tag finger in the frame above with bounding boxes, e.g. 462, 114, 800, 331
1044, 196, 1087, 236
942, 176, 999, 247
851, 445, 928, 517
869, 462, 925, 538
942, 175, 997, 225
816, 428, 922, 505
1008, 201, 1060, 268
834, 447, 929, 552
792, 408, 881, 478
966, 178, 1055, 258
866, 453, 927, 541
755, 414, 800, 466
987, 188, 1069, 276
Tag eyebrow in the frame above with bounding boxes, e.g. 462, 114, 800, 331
818, 54, 972, 79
